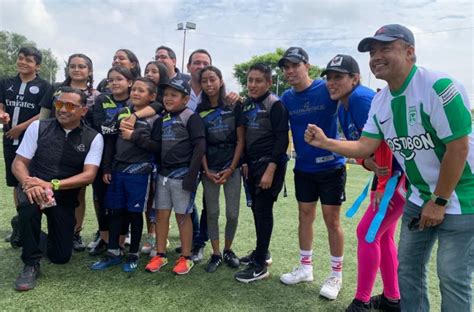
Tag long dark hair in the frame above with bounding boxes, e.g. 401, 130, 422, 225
116, 49, 141, 78
145, 61, 169, 103
62, 53, 94, 97
198, 65, 226, 112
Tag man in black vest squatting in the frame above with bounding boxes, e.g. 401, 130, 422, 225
11, 87, 104, 291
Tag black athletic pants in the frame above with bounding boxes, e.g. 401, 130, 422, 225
247, 160, 286, 267
18, 192, 76, 266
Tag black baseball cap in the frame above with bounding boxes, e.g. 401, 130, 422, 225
159, 78, 190, 95
358, 24, 415, 52
321, 54, 360, 77
278, 47, 309, 67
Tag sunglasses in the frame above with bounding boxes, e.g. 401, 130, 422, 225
54, 100, 82, 112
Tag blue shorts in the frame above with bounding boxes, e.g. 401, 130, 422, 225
104, 171, 151, 213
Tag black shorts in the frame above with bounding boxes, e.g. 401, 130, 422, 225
294, 166, 346, 205
3, 144, 19, 187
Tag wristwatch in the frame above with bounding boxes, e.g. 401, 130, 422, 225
51, 179, 61, 191
430, 193, 448, 206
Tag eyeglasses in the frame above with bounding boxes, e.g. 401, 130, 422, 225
54, 100, 82, 112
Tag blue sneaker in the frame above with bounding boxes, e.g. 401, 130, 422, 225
90, 252, 121, 270
123, 254, 139, 273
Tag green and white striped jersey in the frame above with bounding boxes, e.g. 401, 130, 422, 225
362, 65, 474, 214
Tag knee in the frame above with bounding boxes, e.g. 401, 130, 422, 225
18, 202, 39, 220
207, 209, 219, 222
324, 215, 342, 232
48, 250, 72, 264
356, 221, 369, 241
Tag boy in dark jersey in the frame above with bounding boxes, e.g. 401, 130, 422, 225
234, 63, 289, 283
0, 47, 53, 245
144, 78, 205, 275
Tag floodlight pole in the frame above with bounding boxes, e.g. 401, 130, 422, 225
177, 22, 196, 72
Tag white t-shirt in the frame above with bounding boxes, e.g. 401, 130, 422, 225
362, 65, 474, 214
16, 120, 104, 166
187, 88, 201, 112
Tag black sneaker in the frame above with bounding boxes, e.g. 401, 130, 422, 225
234, 263, 269, 283
370, 294, 400, 312
223, 249, 240, 268
345, 299, 372, 312
239, 250, 272, 266
10, 215, 22, 249
14, 264, 40, 291
89, 239, 108, 256
205, 254, 222, 273
72, 231, 86, 252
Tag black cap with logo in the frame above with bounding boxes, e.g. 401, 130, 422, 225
278, 47, 309, 67
321, 54, 360, 77
358, 24, 415, 52
159, 77, 190, 95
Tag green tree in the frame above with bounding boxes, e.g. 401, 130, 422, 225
233, 48, 323, 96
0, 31, 58, 82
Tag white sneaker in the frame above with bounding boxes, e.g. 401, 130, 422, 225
280, 265, 314, 285
141, 235, 156, 254
319, 276, 342, 300
87, 232, 100, 250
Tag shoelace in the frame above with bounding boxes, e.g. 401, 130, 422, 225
324, 277, 341, 287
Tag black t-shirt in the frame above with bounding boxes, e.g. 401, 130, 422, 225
0, 75, 53, 146
197, 104, 244, 171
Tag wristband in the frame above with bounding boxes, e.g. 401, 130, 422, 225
51, 179, 60, 191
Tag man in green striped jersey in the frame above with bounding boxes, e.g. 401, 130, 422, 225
304, 24, 473, 312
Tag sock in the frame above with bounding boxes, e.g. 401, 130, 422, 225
330, 255, 343, 278
108, 248, 121, 256
300, 249, 313, 268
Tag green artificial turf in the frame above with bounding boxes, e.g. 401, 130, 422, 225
0, 141, 442, 311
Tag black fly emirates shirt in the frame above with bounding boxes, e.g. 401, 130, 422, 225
0, 75, 52, 146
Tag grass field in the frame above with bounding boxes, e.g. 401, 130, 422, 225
0, 145, 443, 311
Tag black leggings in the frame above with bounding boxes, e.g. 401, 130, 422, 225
251, 190, 275, 266
108, 210, 143, 254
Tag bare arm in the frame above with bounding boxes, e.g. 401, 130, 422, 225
419, 136, 469, 229
39, 107, 52, 120
304, 123, 381, 159
6, 114, 39, 140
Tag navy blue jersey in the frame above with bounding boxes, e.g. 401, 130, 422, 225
337, 85, 374, 140
281, 80, 344, 172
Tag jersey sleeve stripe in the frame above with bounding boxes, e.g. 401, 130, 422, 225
432, 78, 472, 140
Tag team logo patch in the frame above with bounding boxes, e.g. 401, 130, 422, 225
330, 56, 343, 67
408, 106, 417, 126
29, 86, 40, 94
438, 83, 459, 106
77, 144, 86, 152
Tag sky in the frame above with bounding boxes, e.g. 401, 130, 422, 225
1, 0, 473, 102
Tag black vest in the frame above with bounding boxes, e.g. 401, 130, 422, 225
160, 108, 194, 175
199, 105, 237, 171
243, 93, 279, 160
30, 119, 99, 183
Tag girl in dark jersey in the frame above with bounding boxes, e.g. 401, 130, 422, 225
196, 66, 244, 273
38, 53, 100, 252
88, 66, 133, 256
96, 49, 141, 93
144, 61, 169, 107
